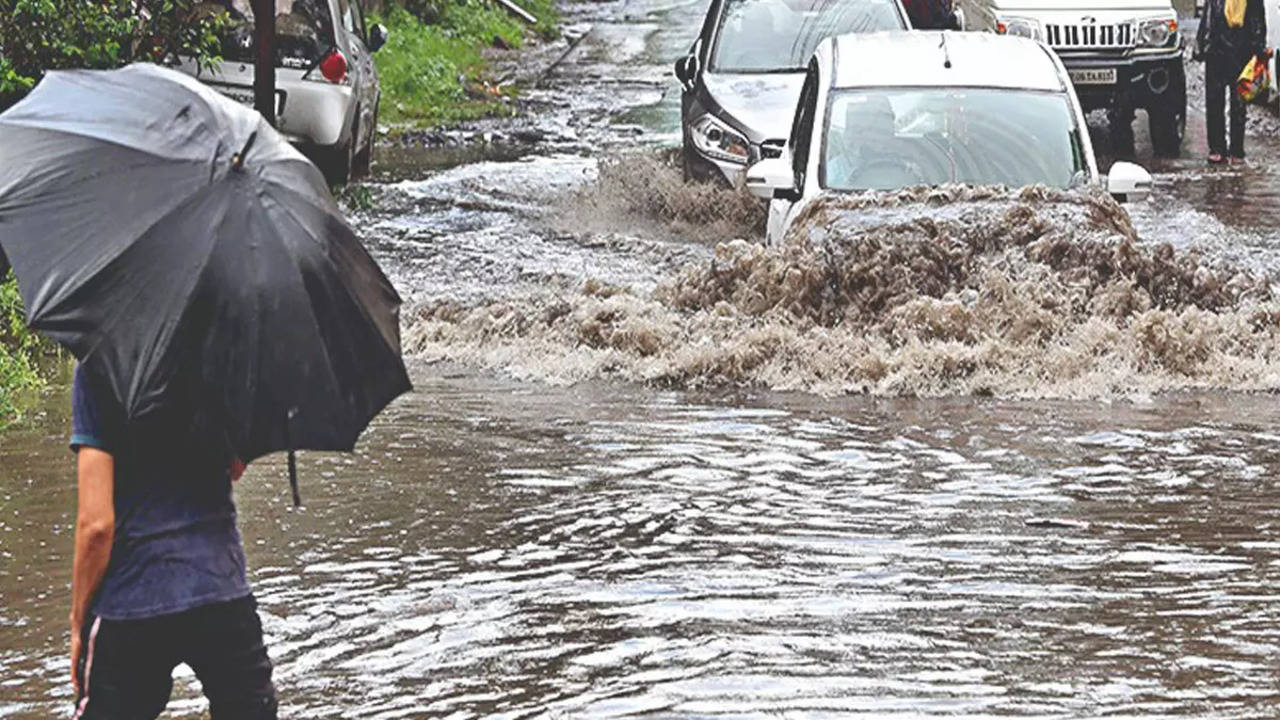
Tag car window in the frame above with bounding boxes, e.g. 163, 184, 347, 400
711, 0, 905, 73
821, 88, 1083, 191
201, 0, 337, 67
789, 60, 820, 190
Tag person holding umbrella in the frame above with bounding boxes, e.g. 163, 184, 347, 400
0, 64, 410, 718
1196, 0, 1267, 164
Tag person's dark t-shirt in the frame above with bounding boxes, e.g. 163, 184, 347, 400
71, 365, 250, 620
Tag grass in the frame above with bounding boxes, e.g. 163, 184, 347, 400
372, 0, 560, 129
0, 272, 56, 429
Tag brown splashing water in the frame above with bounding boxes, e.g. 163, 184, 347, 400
407, 172, 1280, 399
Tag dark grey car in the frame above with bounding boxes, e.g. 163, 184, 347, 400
675, 0, 910, 186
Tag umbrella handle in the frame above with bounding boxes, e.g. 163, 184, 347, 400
284, 409, 301, 508
288, 449, 301, 508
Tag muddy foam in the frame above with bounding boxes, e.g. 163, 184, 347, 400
553, 151, 767, 243
406, 184, 1280, 398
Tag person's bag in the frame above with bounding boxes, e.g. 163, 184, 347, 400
1237, 50, 1273, 104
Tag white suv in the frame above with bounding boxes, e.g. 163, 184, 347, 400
179, 0, 387, 184
956, 0, 1186, 157
745, 32, 1153, 243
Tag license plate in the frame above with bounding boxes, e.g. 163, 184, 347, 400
216, 86, 285, 115
1069, 68, 1117, 85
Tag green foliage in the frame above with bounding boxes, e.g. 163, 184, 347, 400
0, 272, 50, 429
0, 0, 226, 110
337, 182, 376, 212
374, 0, 559, 127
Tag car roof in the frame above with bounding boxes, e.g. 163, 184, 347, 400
831, 32, 1066, 92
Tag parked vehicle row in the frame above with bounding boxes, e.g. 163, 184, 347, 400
178, 0, 389, 185
677, 0, 1163, 243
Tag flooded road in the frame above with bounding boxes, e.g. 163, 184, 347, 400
6, 0, 1280, 717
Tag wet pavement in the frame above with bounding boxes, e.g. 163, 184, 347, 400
6, 0, 1280, 717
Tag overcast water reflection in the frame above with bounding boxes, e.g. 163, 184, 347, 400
3, 372, 1280, 717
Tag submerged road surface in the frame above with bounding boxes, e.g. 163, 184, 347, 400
5, 1, 1280, 717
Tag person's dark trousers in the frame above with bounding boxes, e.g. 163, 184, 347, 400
1206, 56, 1248, 158
72, 596, 277, 720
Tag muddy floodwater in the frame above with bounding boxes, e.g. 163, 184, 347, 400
6, 0, 1280, 717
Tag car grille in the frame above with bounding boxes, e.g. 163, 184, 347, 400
1045, 22, 1133, 50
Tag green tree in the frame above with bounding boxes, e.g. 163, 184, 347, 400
0, 0, 227, 109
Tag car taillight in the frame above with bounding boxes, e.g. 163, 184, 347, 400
319, 50, 348, 83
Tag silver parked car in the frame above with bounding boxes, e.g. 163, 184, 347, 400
179, 0, 387, 184
675, 0, 910, 187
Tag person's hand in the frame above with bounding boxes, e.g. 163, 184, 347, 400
70, 624, 82, 696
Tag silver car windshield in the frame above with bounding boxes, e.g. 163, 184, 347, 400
822, 88, 1086, 191
711, 0, 905, 73
200, 0, 337, 67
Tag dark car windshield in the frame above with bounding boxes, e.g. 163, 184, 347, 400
711, 0, 905, 73
822, 88, 1086, 191
193, 0, 337, 67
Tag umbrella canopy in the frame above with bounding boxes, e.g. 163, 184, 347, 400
0, 64, 410, 464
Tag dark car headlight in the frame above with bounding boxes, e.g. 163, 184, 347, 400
691, 115, 751, 164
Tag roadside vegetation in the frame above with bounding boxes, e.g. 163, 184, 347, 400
373, 0, 559, 129
1, 1, 220, 425
0, 273, 57, 428
0, 0, 223, 110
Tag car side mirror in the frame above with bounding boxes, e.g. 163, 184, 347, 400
1106, 161, 1152, 202
746, 157, 797, 200
369, 23, 389, 52
674, 55, 698, 89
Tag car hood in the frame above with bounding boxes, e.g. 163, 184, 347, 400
990, 0, 1173, 11
702, 72, 806, 143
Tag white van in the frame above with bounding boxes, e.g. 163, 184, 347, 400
956, 0, 1187, 157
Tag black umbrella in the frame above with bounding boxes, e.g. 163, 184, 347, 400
0, 64, 410, 503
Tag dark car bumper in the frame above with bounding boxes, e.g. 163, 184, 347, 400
1058, 47, 1186, 112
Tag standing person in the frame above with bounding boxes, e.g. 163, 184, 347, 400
901, 0, 960, 30
69, 363, 277, 719
1196, 0, 1267, 163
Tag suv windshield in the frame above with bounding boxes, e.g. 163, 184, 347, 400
822, 89, 1086, 191
194, 0, 336, 68
711, 0, 904, 73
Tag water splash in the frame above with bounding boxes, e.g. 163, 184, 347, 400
407, 183, 1280, 399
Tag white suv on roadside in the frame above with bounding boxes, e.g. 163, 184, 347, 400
956, 0, 1186, 157
745, 31, 1153, 243
179, 0, 387, 184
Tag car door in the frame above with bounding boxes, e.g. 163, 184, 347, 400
767, 60, 820, 243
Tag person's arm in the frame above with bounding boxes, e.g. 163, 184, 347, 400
69, 447, 114, 693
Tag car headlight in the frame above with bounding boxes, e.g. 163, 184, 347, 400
996, 16, 1044, 42
691, 115, 751, 165
1137, 17, 1178, 47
